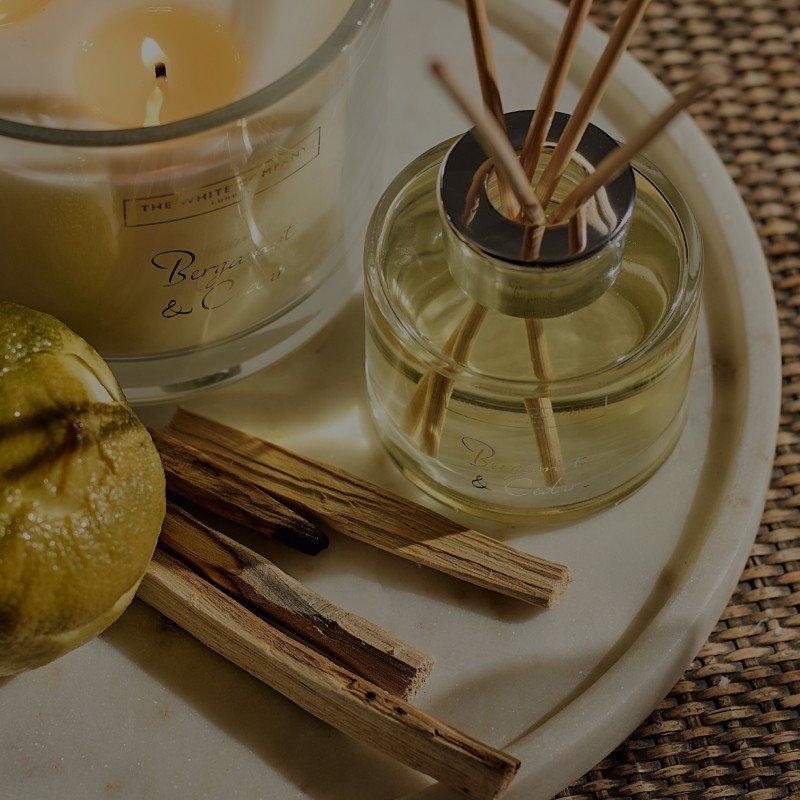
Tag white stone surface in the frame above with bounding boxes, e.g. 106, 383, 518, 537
0, 1, 779, 799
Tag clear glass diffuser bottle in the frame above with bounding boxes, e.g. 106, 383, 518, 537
364, 111, 702, 520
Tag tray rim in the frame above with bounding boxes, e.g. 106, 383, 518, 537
404, 1, 781, 797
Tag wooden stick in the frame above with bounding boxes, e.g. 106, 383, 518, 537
403, 309, 471, 438
464, 0, 519, 219
523, 319, 565, 487
160, 503, 434, 698
462, 156, 496, 225
167, 410, 571, 608
151, 428, 328, 556
516, 237, 564, 490
536, 0, 653, 205
520, 0, 593, 180
568, 202, 589, 253
550, 64, 727, 223
139, 550, 520, 799
427, 62, 563, 486
430, 60, 545, 227
420, 303, 487, 457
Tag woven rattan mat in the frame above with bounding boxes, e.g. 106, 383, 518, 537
556, 1, 798, 797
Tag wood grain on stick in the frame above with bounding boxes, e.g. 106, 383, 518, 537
167, 410, 570, 608
160, 503, 434, 698
151, 428, 328, 556
139, 550, 520, 800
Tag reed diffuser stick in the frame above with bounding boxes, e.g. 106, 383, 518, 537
167, 410, 571, 608
568, 202, 589, 252
151, 428, 328, 556
464, 0, 520, 218
520, 0, 593, 179
414, 56, 544, 452
430, 61, 545, 227
551, 64, 726, 222
427, 61, 564, 485
513, 0, 593, 487
523, 319, 564, 486
404, 10, 520, 441
140, 550, 520, 800
160, 503, 434, 698
420, 303, 488, 457
403, 310, 471, 437
536, 0, 652, 205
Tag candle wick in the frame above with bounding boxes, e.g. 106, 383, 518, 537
155, 62, 167, 79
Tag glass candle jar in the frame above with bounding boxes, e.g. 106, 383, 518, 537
0, 0, 388, 403
364, 111, 702, 521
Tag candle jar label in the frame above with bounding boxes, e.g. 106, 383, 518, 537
100, 110, 346, 357
123, 128, 321, 227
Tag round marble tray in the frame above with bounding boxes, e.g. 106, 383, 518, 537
1, 1, 780, 799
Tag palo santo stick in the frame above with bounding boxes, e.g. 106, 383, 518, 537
520, 0, 593, 179
536, 0, 652, 205
168, 410, 571, 608
140, 550, 520, 800
151, 428, 328, 556
550, 64, 727, 223
464, 0, 519, 218
430, 60, 545, 227
160, 502, 434, 698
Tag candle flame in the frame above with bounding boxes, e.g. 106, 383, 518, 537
140, 36, 165, 67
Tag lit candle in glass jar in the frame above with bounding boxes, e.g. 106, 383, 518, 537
74, 5, 243, 128
0, 0, 389, 401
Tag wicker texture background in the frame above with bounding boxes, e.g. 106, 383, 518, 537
559, 0, 799, 797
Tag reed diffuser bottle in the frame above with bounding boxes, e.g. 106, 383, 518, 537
362, 0, 719, 521
364, 110, 701, 520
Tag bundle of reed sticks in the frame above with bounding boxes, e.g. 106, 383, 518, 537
410, 0, 726, 484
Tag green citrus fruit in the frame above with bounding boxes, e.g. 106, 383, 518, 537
0, 302, 165, 675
